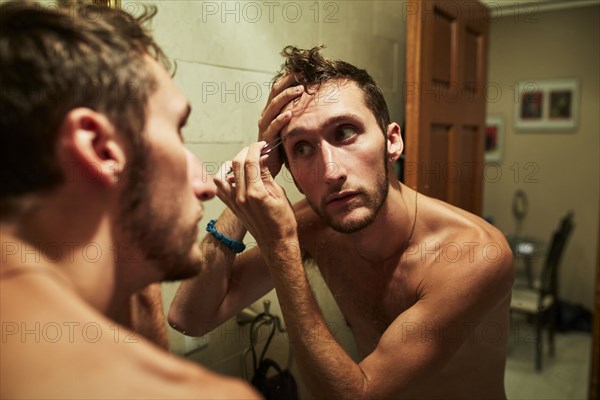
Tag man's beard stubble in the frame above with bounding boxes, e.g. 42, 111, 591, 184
307, 155, 389, 234
117, 143, 201, 282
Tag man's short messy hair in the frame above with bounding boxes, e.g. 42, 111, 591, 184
274, 45, 391, 135
0, 1, 171, 205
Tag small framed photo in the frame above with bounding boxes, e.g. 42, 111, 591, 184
485, 115, 504, 163
514, 79, 580, 131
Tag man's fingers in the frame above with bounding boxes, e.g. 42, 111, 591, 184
265, 73, 296, 106
269, 110, 293, 134
213, 173, 235, 209
259, 85, 304, 136
260, 154, 272, 180
262, 110, 292, 144
244, 142, 266, 183
214, 161, 233, 185
266, 85, 304, 120
231, 146, 251, 201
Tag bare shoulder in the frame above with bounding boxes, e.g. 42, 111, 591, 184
414, 194, 515, 305
0, 269, 258, 399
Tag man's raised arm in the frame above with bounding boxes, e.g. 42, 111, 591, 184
168, 208, 272, 336
169, 74, 304, 336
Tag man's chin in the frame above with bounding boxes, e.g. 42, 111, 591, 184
329, 218, 374, 234
160, 246, 203, 282
324, 209, 377, 234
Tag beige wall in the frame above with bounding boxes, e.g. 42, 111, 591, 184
484, 4, 600, 310
145, 0, 407, 392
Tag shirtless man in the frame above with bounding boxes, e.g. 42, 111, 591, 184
0, 3, 258, 398
170, 46, 514, 399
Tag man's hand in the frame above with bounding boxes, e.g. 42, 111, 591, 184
214, 142, 297, 248
258, 74, 304, 177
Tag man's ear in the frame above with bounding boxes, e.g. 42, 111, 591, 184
386, 123, 403, 162
59, 108, 126, 187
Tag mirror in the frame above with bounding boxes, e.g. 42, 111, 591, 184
142, 1, 596, 398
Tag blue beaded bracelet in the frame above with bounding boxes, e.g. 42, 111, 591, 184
206, 219, 246, 253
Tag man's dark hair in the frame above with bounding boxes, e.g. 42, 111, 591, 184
274, 45, 391, 135
0, 1, 171, 205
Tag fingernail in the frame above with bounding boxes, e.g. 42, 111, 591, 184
295, 86, 303, 93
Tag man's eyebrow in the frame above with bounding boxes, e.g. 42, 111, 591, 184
283, 113, 363, 143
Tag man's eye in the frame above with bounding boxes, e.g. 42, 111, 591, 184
336, 126, 356, 141
294, 142, 314, 157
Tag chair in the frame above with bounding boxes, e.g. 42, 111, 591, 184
510, 211, 574, 371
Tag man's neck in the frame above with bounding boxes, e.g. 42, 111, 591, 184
0, 194, 142, 319
345, 181, 416, 264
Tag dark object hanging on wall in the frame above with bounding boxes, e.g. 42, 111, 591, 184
241, 300, 299, 400
251, 358, 298, 400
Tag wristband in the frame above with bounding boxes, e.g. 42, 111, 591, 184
206, 219, 246, 253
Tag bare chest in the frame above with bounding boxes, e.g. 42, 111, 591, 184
311, 242, 421, 356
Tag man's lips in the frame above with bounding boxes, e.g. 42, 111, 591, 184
326, 191, 360, 205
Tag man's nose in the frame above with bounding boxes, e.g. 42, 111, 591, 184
185, 148, 217, 201
319, 143, 346, 184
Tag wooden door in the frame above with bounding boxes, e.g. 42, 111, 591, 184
405, 0, 489, 215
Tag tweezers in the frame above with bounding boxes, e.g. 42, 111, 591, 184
226, 137, 283, 176
260, 136, 283, 156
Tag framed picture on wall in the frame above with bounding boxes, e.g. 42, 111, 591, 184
485, 115, 504, 163
514, 79, 580, 131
